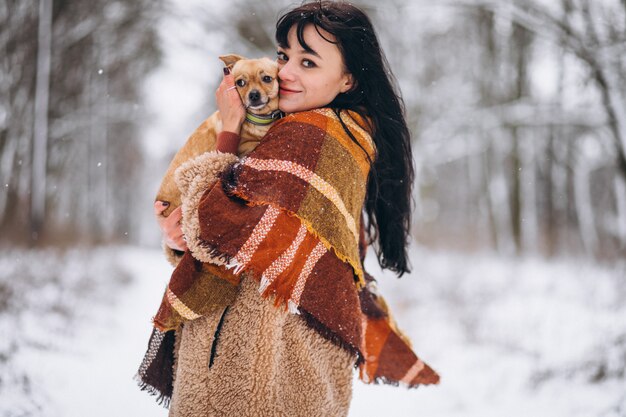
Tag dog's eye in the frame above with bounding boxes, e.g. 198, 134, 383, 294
262, 75, 273, 83
236, 79, 246, 87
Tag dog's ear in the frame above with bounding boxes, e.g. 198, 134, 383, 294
218, 54, 246, 69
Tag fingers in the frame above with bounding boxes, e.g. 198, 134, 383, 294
154, 202, 188, 251
160, 206, 187, 251
217, 67, 234, 90
215, 68, 246, 132
217, 68, 242, 103
154, 202, 177, 232
165, 230, 187, 252
154, 200, 170, 216
217, 77, 240, 104
171, 227, 188, 251
174, 235, 188, 251
223, 66, 233, 82
219, 74, 234, 90
223, 68, 234, 84
163, 206, 183, 232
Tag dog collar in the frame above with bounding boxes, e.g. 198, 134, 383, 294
245, 109, 285, 126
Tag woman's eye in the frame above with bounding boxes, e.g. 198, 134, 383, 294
262, 75, 273, 83
276, 51, 287, 61
236, 79, 246, 87
302, 59, 316, 68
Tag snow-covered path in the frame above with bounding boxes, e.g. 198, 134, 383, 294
2, 245, 624, 416
1, 247, 170, 417
352, 248, 626, 417
41, 247, 172, 416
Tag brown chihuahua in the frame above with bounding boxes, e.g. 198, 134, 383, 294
155, 54, 281, 218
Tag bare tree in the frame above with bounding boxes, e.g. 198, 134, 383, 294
0, 0, 164, 246
31, 0, 53, 241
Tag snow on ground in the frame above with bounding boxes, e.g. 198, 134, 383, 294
0, 246, 169, 417
351, 247, 626, 417
0, 244, 624, 416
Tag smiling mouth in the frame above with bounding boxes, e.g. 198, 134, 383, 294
280, 87, 300, 93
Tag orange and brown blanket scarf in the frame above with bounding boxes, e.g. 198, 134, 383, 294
136, 108, 440, 406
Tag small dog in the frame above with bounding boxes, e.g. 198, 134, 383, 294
156, 54, 281, 218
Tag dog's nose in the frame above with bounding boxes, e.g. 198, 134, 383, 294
249, 90, 261, 102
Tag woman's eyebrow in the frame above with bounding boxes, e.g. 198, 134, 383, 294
300, 48, 321, 59
278, 45, 322, 60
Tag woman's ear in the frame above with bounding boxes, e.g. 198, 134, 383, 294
340, 73, 356, 93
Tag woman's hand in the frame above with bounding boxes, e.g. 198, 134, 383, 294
154, 201, 188, 252
216, 67, 246, 134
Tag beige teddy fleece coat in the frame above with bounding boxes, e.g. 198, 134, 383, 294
167, 274, 356, 417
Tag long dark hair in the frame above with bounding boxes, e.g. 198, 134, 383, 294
276, 0, 415, 277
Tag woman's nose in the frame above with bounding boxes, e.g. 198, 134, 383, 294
277, 61, 295, 81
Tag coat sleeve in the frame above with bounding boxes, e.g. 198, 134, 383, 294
174, 148, 240, 267
161, 131, 242, 267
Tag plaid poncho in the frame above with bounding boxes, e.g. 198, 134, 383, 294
136, 108, 440, 406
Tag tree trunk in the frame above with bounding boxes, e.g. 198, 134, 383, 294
30, 0, 52, 243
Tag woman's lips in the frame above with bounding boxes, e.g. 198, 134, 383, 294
279, 86, 300, 95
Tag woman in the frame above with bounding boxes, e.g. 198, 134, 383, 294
143, 1, 439, 416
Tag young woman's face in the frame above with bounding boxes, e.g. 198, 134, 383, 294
276, 24, 354, 113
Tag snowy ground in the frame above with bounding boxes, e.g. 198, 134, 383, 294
0, 244, 625, 417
